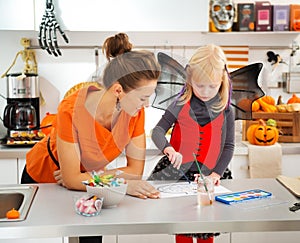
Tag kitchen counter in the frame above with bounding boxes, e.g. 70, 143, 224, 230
1, 139, 299, 159
0, 146, 30, 159
0, 179, 299, 240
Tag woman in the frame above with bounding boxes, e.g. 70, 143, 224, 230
22, 33, 161, 243
22, 33, 161, 200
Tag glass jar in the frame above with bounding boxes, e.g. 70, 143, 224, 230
197, 176, 214, 206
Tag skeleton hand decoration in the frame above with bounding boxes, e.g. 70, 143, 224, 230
38, 0, 69, 56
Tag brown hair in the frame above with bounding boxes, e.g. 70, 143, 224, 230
102, 33, 133, 61
102, 33, 161, 92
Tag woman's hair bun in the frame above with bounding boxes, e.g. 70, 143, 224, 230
102, 33, 133, 61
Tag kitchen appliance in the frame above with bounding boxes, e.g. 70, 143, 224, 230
2, 73, 40, 136
282, 72, 300, 93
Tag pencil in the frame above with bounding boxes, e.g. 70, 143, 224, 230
193, 153, 212, 204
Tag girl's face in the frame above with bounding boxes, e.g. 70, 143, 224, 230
191, 77, 222, 102
120, 79, 157, 116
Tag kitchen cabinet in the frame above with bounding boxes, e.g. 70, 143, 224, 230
0, 159, 18, 184
0, 158, 66, 243
34, 0, 209, 32
103, 233, 231, 243
231, 232, 300, 243
18, 158, 26, 183
1, 238, 66, 243
0, 158, 26, 185
0, 0, 35, 30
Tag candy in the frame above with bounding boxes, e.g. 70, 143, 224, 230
82, 171, 127, 188
75, 195, 102, 216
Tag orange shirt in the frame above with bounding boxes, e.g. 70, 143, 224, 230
26, 86, 145, 182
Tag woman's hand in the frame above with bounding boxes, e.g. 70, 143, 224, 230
126, 180, 160, 199
163, 146, 182, 169
53, 169, 66, 187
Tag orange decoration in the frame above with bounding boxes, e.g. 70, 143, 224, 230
287, 93, 300, 104
262, 95, 275, 105
251, 100, 260, 112
237, 98, 253, 112
256, 98, 277, 112
40, 112, 56, 135
246, 119, 279, 146
6, 208, 20, 219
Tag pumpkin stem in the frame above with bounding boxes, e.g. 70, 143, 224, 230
258, 119, 266, 126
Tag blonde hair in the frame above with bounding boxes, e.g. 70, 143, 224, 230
180, 44, 229, 112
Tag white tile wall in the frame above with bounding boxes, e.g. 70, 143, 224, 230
0, 30, 300, 137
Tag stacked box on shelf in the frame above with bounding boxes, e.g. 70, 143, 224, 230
242, 112, 300, 143
273, 5, 290, 31
255, 1, 273, 31
237, 3, 255, 31
290, 4, 300, 31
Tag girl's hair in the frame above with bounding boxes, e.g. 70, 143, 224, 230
102, 33, 161, 92
180, 44, 229, 112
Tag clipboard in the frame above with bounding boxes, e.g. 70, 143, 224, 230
276, 175, 300, 198
215, 189, 272, 205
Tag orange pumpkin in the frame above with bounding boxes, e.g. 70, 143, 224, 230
40, 112, 57, 135
6, 208, 20, 219
287, 93, 300, 104
237, 98, 252, 112
246, 119, 279, 146
251, 100, 260, 112
261, 95, 275, 105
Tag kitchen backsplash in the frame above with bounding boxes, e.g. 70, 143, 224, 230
0, 30, 300, 137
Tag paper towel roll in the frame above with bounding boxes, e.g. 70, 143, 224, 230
246, 142, 282, 178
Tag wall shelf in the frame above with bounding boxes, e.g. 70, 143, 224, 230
201, 31, 300, 48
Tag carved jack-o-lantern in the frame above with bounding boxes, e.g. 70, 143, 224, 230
246, 119, 279, 146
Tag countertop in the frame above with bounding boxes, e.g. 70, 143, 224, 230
0, 179, 300, 239
1, 139, 299, 159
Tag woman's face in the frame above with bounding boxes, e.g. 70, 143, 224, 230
120, 79, 157, 116
191, 77, 222, 102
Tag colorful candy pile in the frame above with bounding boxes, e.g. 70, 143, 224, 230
75, 195, 103, 216
82, 171, 126, 188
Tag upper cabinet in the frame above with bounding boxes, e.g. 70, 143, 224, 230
34, 0, 209, 32
0, 0, 35, 30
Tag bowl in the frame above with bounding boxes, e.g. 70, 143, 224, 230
86, 184, 128, 208
74, 194, 103, 217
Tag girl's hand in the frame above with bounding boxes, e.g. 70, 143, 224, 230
208, 172, 221, 186
193, 172, 221, 186
163, 146, 183, 169
126, 180, 160, 199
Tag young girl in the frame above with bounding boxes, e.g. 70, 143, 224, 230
151, 44, 235, 243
